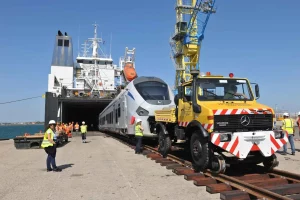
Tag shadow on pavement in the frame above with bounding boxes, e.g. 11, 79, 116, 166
58, 163, 74, 170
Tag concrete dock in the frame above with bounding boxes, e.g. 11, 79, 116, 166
0, 132, 299, 200
0, 132, 219, 200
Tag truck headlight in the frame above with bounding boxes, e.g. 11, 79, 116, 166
274, 131, 284, 139
220, 133, 231, 142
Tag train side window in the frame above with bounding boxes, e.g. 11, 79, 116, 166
118, 104, 121, 117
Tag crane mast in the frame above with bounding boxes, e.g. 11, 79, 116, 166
170, 0, 216, 94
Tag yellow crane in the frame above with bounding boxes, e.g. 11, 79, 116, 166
170, 0, 216, 94
153, 0, 284, 174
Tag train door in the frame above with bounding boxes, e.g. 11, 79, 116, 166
123, 97, 127, 126
112, 104, 116, 132
114, 102, 120, 131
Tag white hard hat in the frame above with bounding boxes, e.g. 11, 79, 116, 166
49, 120, 56, 125
298, 112, 300, 116
82, 121, 85, 124
136, 119, 142, 123
283, 112, 289, 117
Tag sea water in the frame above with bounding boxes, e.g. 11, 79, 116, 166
0, 124, 44, 139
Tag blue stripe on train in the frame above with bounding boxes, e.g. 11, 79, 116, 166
127, 91, 135, 100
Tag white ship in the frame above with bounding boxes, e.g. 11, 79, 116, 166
45, 23, 137, 129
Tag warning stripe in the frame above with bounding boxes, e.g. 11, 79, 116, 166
213, 108, 272, 115
229, 137, 239, 154
211, 131, 288, 159
270, 134, 281, 150
211, 133, 240, 158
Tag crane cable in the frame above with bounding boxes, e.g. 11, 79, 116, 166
0, 95, 44, 105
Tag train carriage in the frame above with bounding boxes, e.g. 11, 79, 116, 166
98, 76, 175, 138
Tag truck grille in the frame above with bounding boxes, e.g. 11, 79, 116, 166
213, 114, 273, 131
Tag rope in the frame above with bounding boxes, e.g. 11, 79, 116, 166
0, 95, 43, 105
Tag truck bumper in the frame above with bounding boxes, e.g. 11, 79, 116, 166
210, 130, 288, 159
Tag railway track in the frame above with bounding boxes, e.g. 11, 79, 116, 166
103, 132, 300, 200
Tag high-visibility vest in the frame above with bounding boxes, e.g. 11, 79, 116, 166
41, 128, 54, 148
135, 125, 143, 137
282, 119, 294, 134
80, 125, 87, 133
75, 124, 79, 129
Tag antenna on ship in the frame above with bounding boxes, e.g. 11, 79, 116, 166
77, 23, 81, 57
110, 33, 112, 59
81, 40, 88, 57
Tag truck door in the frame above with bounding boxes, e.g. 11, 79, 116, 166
178, 83, 193, 126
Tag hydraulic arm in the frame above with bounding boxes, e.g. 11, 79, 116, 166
170, 0, 216, 94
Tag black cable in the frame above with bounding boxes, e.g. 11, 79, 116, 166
0, 95, 42, 105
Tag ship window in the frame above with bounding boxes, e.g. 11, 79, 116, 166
64, 40, 69, 47
89, 61, 93, 64
58, 39, 63, 46
135, 81, 170, 100
77, 60, 83, 63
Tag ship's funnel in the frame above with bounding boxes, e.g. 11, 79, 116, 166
58, 30, 63, 36
51, 30, 74, 67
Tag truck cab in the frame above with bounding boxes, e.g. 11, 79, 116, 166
154, 70, 287, 173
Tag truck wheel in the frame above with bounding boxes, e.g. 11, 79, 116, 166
263, 154, 278, 171
190, 130, 210, 172
158, 129, 171, 158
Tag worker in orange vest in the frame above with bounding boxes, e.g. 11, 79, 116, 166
74, 122, 80, 135
68, 122, 73, 138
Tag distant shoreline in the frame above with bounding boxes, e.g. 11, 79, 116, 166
0, 124, 44, 127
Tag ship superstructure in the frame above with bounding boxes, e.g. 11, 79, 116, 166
45, 23, 137, 129
73, 23, 119, 99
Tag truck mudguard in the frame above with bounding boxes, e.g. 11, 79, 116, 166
155, 122, 168, 135
186, 120, 209, 138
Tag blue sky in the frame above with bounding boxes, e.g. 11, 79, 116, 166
0, 0, 299, 122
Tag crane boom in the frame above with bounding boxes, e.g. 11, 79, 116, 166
170, 0, 216, 94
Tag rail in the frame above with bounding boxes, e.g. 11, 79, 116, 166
104, 132, 300, 200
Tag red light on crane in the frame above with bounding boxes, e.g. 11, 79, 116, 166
206, 72, 211, 76
229, 73, 234, 78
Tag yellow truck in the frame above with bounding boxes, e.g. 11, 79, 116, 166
154, 70, 288, 173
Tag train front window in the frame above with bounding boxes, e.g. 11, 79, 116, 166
135, 81, 170, 100
197, 78, 254, 101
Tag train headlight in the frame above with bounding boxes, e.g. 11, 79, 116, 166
136, 106, 149, 116
220, 133, 231, 142
274, 131, 284, 139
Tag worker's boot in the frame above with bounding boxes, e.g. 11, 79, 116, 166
53, 167, 62, 172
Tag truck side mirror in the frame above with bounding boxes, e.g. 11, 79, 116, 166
177, 86, 183, 99
193, 104, 201, 113
255, 84, 260, 99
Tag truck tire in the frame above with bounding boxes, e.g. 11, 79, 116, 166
190, 130, 210, 172
263, 154, 278, 171
158, 129, 171, 158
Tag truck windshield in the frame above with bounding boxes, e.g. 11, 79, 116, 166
196, 78, 254, 101
135, 81, 170, 100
